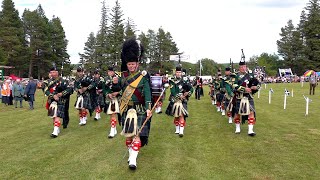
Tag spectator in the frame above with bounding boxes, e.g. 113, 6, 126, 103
12, 79, 25, 108
1, 79, 11, 106
25, 77, 37, 110
309, 72, 318, 95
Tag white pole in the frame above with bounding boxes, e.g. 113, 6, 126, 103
269, 90, 271, 104
292, 89, 293, 97
284, 94, 287, 110
306, 97, 309, 116
199, 59, 201, 76
264, 83, 267, 89
258, 89, 260, 99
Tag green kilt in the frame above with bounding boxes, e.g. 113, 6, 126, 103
96, 93, 105, 106
75, 92, 92, 110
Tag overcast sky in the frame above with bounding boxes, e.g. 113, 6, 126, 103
10, 0, 310, 64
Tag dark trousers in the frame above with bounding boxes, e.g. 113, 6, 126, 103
310, 84, 316, 95
63, 96, 70, 128
195, 87, 201, 100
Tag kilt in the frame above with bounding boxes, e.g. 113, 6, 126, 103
96, 93, 105, 106
234, 97, 256, 116
121, 103, 150, 137
75, 93, 92, 110
216, 92, 224, 102
48, 99, 67, 119
165, 100, 189, 119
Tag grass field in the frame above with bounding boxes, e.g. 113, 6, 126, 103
0, 82, 320, 179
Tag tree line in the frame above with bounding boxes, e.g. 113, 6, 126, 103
0, 0, 69, 79
277, 0, 320, 75
79, 0, 179, 74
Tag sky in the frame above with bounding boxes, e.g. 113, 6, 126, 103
9, 0, 311, 64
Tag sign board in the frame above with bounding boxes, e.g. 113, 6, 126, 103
169, 54, 190, 61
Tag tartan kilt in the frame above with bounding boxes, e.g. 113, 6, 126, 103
75, 93, 92, 110
96, 93, 105, 106
121, 104, 150, 137
165, 100, 189, 119
216, 92, 224, 102
234, 96, 256, 122
48, 99, 66, 119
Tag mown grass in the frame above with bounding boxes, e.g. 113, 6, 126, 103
0, 82, 319, 179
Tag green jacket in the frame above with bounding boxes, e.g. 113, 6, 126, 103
12, 83, 25, 97
119, 71, 152, 110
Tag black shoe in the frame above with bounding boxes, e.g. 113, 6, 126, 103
179, 134, 184, 137
129, 164, 136, 170
94, 118, 98, 121
50, 134, 58, 138
63, 126, 67, 129
248, 133, 256, 137
158, 111, 162, 114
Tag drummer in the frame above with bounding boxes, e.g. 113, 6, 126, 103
151, 72, 164, 114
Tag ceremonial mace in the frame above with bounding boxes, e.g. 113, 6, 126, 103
118, 83, 170, 165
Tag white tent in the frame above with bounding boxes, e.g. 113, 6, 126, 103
278, 68, 293, 77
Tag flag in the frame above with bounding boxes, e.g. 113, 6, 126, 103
285, 89, 290, 96
270, 88, 274, 93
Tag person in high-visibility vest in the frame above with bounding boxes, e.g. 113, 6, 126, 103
1, 79, 11, 105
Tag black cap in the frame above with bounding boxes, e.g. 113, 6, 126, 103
107, 66, 114, 71
50, 67, 58, 72
94, 70, 100, 75
239, 60, 246, 65
77, 66, 84, 72
225, 67, 231, 71
176, 66, 182, 71
50, 63, 58, 71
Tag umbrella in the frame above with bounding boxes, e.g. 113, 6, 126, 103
303, 70, 315, 77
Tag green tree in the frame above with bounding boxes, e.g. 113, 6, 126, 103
95, 0, 109, 71
108, 0, 124, 70
196, 58, 220, 76
0, 0, 27, 76
302, 0, 320, 71
49, 16, 70, 76
79, 32, 96, 70
277, 20, 304, 74
0, 46, 8, 65
124, 17, 136, 40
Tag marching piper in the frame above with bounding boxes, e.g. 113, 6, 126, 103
104, 66, 121, 138
45, 66, 73, 138
233, 50, 260, 136
165, 66, 193, 137
114, 37, 152, 170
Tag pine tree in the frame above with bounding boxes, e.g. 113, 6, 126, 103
95, 0, 110, 71
124, 17, 136, 40
277, 20, 303, 74
22, 6, 52, 78
303, 0, 320, 70
108, 0, 124, 69
0, 0, 27, 76
49, 16, 70, 76
79, 32, 96, 70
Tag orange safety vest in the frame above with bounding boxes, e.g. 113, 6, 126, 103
1, 83, 10, 96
